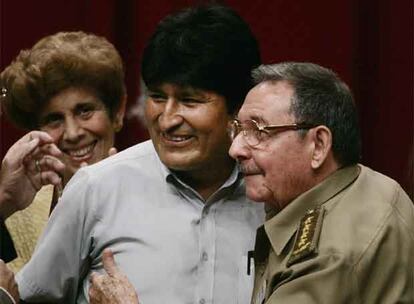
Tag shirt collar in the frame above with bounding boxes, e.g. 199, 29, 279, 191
158, 155, 241, 202
264, 164, 361, 255
166, 164, 240, 187
149, 140, 240, 185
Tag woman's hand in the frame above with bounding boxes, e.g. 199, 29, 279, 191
0, 131, 65, 218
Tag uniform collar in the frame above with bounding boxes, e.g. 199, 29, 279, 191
264, 164, 361, 255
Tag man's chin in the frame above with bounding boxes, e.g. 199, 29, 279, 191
159, 154, 200, 171
246, 184, 275, 204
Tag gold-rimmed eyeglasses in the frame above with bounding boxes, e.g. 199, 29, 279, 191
228, 119, 316, 146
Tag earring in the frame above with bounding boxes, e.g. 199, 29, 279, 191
1, 87, 7, 98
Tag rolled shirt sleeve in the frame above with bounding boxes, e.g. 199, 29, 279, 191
16, 170, 97, 303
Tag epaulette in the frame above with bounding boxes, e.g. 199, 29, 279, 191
287, 206, 325, 267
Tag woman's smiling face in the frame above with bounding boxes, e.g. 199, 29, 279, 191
39, 86, 123, 182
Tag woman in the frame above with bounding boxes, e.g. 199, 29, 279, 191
0, 31, 126, 271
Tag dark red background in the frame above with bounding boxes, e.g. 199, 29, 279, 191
1, 0, 412, 198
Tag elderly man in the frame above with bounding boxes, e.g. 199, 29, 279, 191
16, 4, 264, 304
228, 62, 414, 303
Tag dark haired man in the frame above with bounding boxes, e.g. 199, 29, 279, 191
16, 4, 264, 304
229, 62, 414, 303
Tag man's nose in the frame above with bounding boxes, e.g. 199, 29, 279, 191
158, 99, 184, 131
63, 117, 85, 142
229, 133, 251, 161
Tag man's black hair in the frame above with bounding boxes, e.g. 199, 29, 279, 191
141, 3, 261, 114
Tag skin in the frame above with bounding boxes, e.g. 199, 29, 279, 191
89, 249, 139, 304
229, 80, 334, 210
0, 131, 65, 218
38, 87, 125, 185
0, 259, 19, 303
145, 83, 235, 200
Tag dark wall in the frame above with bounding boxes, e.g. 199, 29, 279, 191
1, 0, 412, 197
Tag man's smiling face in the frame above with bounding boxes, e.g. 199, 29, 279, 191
145, 83, 233, 173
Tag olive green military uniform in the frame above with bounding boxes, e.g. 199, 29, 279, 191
252, 165, 414, 304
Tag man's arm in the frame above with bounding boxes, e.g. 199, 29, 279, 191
259, 253, 357, 304
16, 169, 97, 302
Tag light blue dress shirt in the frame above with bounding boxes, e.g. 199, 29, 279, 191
17, 140, 265, 304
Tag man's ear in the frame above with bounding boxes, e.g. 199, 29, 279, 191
310, 125, 332, 169
113, 94, 127, 132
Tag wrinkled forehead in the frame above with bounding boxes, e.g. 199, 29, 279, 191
237, 81, 295, 123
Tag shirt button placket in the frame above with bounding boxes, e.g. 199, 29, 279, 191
197, 206, 214, 304
202, 252, 208, 262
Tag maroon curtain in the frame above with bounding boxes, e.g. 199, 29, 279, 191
1, 0, 412, 198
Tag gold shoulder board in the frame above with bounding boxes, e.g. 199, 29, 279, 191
287, 206, 325, 267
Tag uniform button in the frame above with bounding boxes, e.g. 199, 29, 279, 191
202, 252, 208, 261
199, 299, 206, 304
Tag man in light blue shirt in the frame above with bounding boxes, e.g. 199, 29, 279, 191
17, 4, 265, 303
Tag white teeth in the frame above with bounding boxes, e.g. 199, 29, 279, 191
163, 134, 191, 142
68, 144, 94, 157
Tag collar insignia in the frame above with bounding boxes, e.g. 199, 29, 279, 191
287, 206, 325, 267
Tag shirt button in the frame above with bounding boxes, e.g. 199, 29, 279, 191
202, 208, 209, 217
202, 252, 208, 261
199, 299, 206, 304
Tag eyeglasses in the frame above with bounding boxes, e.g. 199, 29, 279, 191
228, 119, 316, 146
